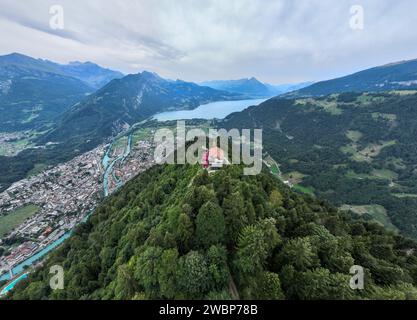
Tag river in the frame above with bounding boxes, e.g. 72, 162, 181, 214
103, 133, 132, 196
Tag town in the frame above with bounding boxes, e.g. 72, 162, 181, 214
0, 132, 155, 279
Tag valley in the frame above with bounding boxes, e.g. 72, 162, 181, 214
0, 124, 156, 283
0, 115, 216, 289
3, 49, 417, 301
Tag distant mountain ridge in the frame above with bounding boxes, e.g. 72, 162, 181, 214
286, 58, 417, 97
0, 53, 124, 89
52, 61, 124, 89
201, 77, 312, 98
201, 77, 272, 97
41, 71, 243, 147
0, 53, 123, 131
0, 68, 243, 192
267, 82, 314, 95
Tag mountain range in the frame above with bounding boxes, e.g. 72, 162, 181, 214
286, 59, 417, 97
201, 77, 312, 98
4, 54, 417, 301
0, 53, 123, 131
0, 68, 243, 191
40, 71, 243, 147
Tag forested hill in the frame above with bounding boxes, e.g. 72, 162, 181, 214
286, 59, 417, 97
7, 164, 417, 300
222, 91, 417, 239
0, 53, 92, 132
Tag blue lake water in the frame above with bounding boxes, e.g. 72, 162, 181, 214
153, 99, 267, 121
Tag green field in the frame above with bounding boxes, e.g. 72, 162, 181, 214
0, 205, 40, 237
132, 128, 153, 146
345, 169, 398, 181
342, 140, 397, 162
111, 136, 128, 155
296, 98, 343, 115
356, 94, 386, 106
340, 204, 398, 232
345, 170, 372, 180
346, 130, 363, 143
0, 138, 33, 157
372, 113, 397, 122
371, 169, 398, 181
270, 164, 280, 176
26, 163, 48, 178
293, 185, 315, 196
393, 193, 417, 199
390, 90, 417, 95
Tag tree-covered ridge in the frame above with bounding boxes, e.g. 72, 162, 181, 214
285, 58, 417, 98
8, 164, 417, 300
0, 53, 123, 132
39, 71, 241, 148
222, 91, 417, 239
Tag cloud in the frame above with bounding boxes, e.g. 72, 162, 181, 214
1, 0, 417, 83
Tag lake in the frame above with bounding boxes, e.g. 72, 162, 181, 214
153, 99, 267, 121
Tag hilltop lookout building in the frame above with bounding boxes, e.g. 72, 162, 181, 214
201, 146, 230, 171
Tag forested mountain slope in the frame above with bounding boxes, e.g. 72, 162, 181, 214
7, 164, 417, 300
54, 61, 123, 89
39, 71, 242, 148
286, 59, 417, 97
0, 53, 92, 131
0, 53, 123, 131
222, 91, 417, 239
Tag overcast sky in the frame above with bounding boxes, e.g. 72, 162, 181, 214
1, 0, 417, 83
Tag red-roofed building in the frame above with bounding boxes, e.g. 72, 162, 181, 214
201, 146, 229, 171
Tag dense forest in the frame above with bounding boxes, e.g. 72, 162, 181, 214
284, 59, 417, 97
222, 91, 417, 239
6, 164, 417, 300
